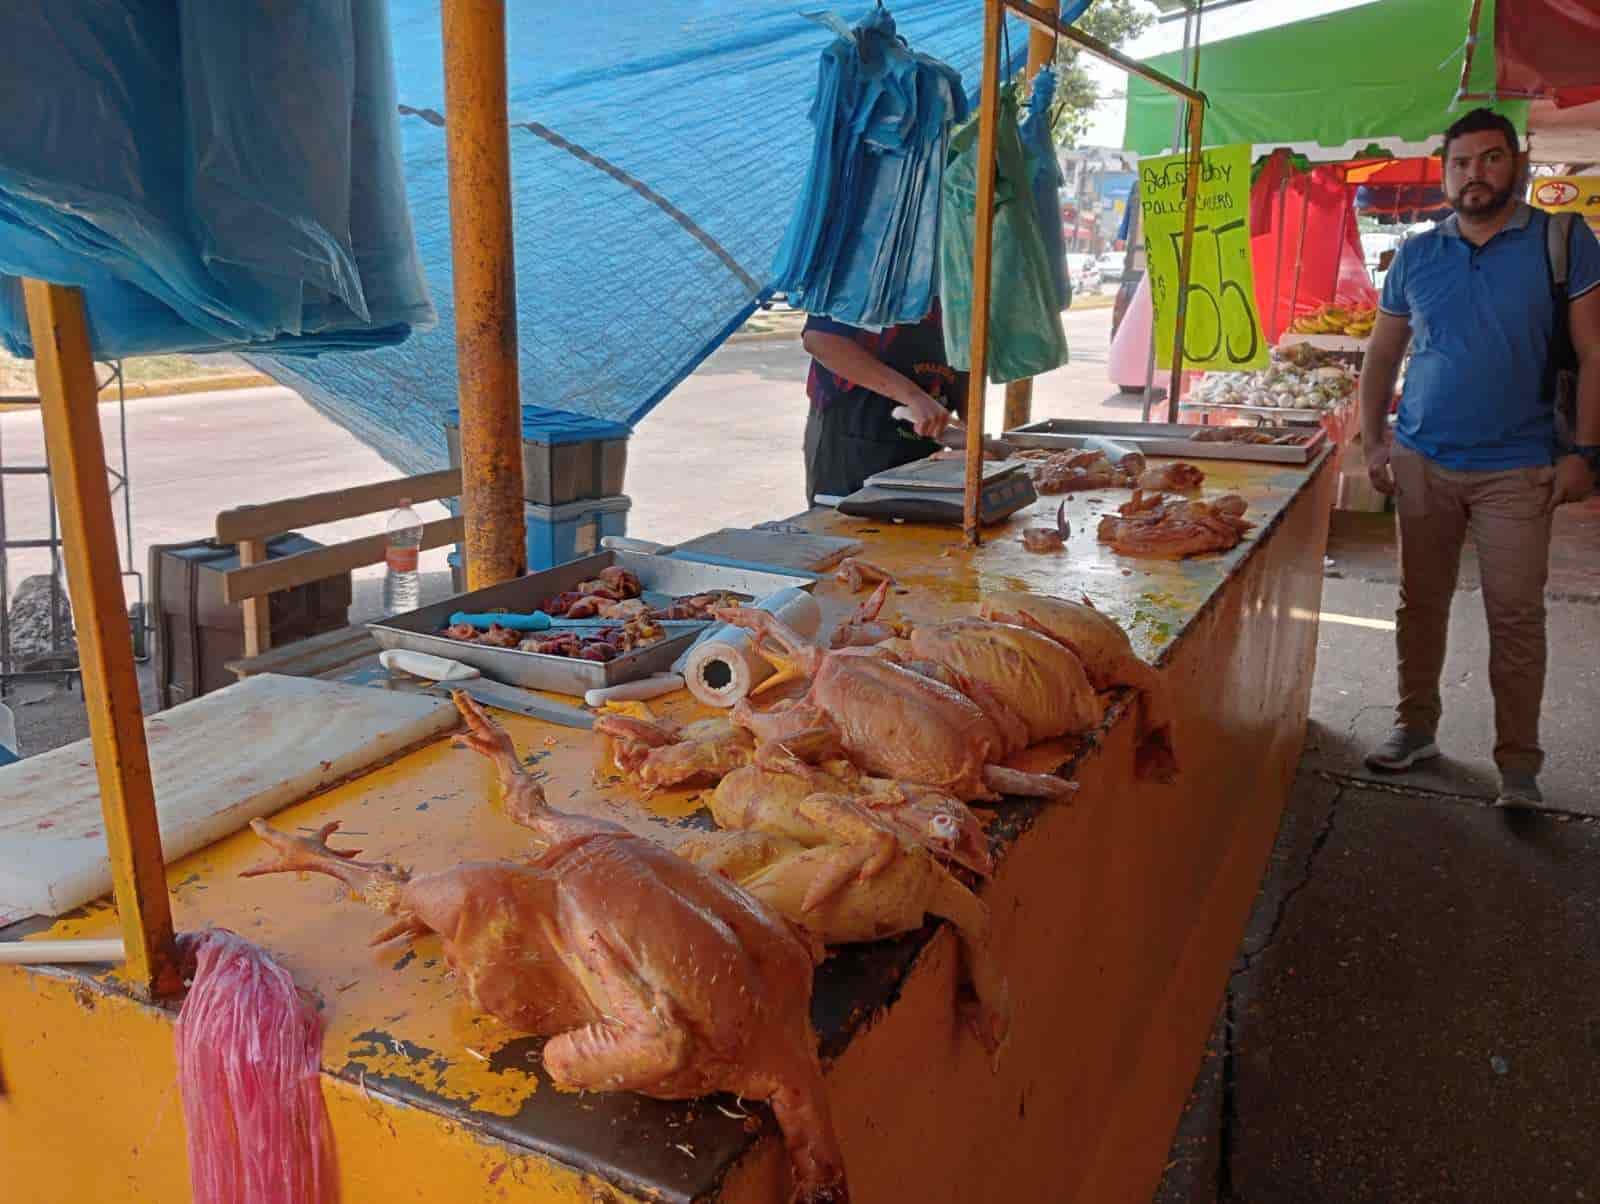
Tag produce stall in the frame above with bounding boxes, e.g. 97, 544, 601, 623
2, 447, 1336, 1203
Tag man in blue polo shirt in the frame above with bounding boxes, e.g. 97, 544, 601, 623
1360, 108, 1600, 807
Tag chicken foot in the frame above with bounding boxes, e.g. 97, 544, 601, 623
593, 712, 755, 789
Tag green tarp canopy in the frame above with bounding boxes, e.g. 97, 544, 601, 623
1124, 0, 1527, 159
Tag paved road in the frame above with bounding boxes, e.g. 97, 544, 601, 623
0, 307, 1118, 616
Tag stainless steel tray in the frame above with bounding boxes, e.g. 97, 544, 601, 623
368, 550, 815, 696
1002, 418, 1326, 464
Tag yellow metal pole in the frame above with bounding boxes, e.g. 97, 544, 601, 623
963, 0, 1006, 547
1166, 98, 1206, 422
1000, 0, 1061, 437
441, 0, 526, 589
21, 280, 181, 999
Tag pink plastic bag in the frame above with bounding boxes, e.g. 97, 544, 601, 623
174, 929, 337, 1204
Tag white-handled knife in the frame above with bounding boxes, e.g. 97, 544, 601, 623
380, 649, 595, 729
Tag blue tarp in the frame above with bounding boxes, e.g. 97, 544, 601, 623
256, 2, 1030, 474
0, 0, 433, 359
0, 3, 1030, 476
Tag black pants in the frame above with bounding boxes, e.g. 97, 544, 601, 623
804, 403, 939, 504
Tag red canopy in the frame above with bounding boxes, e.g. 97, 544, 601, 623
1497, 1, 1600, 109
1248, 152, 1380, 344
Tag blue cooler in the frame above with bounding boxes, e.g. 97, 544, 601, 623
524, 495, 632, 570
444, 407, 631, 506
451, 495, 632, 581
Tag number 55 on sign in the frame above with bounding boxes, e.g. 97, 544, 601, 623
1140, 143, 1269, 373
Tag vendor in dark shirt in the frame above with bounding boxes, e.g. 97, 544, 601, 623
800, 305, 968, 503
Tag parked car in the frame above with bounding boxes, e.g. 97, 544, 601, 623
1065, 253, 1101, 299
1094, 251, 1124, 285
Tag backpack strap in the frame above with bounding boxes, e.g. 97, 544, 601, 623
1545, 211, 1580, 447
1547, 210, 1574, 291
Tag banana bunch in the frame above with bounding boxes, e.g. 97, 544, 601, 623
1288, 304, 1376, 337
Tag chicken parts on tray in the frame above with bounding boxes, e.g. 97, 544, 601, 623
245, 693, 848, 1203
716, 605, 1075, 803
980, 592, 1176, 780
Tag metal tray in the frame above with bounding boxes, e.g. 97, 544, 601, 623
1003, 417, 1326, 464
368, 550, 815, 696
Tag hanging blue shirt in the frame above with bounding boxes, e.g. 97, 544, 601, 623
1379, 203, 1600, 470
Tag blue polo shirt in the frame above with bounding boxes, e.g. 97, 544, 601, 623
1379, 203, 1600, 470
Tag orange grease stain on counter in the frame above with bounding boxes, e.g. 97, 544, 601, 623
33, 456, 1314, 1120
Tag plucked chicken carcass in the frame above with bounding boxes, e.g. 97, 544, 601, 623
1135, 461, 1206, 493
908, 618, 1102, 746
593, 713, 754, 789
717, 605, 1074, 803
979, 592, 1176, 779
711, 760, 994, 877
1096, 495, 1254, 560
245, 694, 848, 1203
676, 828, 1010, 1055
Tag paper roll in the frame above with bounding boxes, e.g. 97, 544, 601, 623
682, 587, 821, 708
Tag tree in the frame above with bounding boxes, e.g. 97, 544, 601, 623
1037, 0, 1154, 148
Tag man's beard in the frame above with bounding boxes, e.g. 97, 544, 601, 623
1451, 180, 1515, 217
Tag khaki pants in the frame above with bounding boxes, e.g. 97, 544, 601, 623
1390, 444, 1556, 774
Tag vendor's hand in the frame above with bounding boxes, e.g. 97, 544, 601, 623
1366, 438, 1395, 496
901, 391, 953, 441
1550, 454, 1595, 510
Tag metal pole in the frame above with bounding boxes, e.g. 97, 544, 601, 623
964, 0, 1006, 546
441, 0, 526, 589
1167, 97, 1206, 423
1001, 0, 1061, 437
21, 280, 180, 999
1142, 0, 1195, 422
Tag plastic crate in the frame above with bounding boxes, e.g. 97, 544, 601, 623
444, 407, 630, 506
451, 495, 633, 581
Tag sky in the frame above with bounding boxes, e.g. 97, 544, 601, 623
1080, 0, 1379, 147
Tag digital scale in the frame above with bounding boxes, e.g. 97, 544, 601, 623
835, 456, 1038, 525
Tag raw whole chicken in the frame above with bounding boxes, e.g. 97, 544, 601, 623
908, 618, 1102, 746
711, 760, 994, 877
593, 714, 754, 789
1135, 461, 1206, 493
1096, 496, 1255, 560
245, 693, 848, 1203
716, 606, 1074, 803
979, 592, 1176, 780
676, 829, 1010, 1056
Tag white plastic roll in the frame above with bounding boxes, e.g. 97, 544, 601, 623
681, 587, 821, 708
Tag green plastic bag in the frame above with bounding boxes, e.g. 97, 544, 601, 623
939, 90, 1069, 383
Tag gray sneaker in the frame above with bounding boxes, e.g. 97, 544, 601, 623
1495, 770, 1543, 809
1363, 726, 1441, 772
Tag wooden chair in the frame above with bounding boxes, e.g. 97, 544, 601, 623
215, 468, 464, 675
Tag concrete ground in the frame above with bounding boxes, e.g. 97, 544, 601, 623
1156, 499, 1600, 1204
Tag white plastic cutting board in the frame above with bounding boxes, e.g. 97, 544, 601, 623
0, 674, 457, 919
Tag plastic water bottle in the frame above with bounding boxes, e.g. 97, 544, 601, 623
381, 500, 423, 614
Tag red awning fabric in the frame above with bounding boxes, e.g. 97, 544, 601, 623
1496, 1, 1600, 108
1247, 152, 1377, 343
1341, 157, 1441, 187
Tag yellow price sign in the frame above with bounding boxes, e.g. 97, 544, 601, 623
1140, 144, 1268, 372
